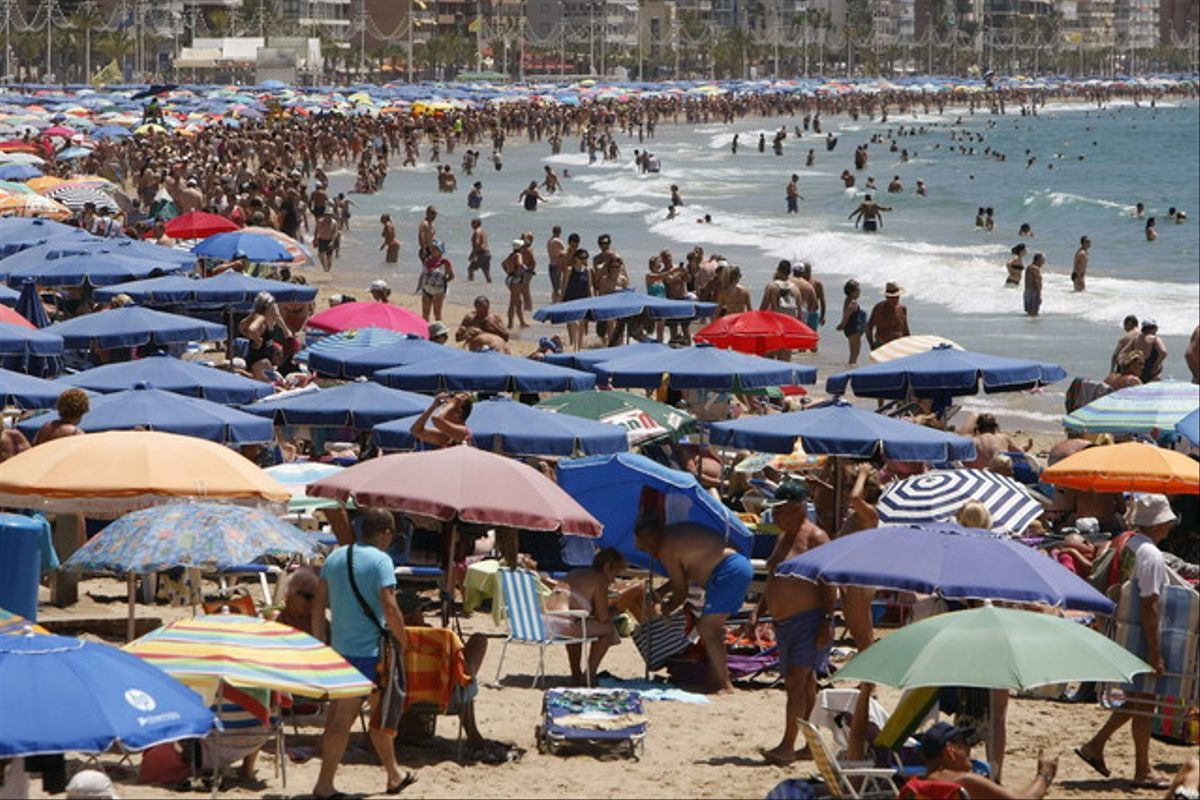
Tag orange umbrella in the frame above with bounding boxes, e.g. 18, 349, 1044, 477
24, 175, 66, 193
1041, 441, 1199, 495
0, 430, 290, 517
0, 193, 71, 220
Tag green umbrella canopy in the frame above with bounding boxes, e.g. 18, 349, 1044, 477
833, 606, 1150, 692
536, 390, 698, 444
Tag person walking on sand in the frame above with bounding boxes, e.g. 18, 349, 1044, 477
501, 240, 529, 330
836, 279, 868, 365
379, 214, 399, 264
1024, 252, 1044, 316
418, 242, 453, 322
865, 282, 911, 350
1071, 236, 1090, 292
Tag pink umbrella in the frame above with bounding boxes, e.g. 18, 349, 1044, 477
306, 301, 428, 337
307, 446, 601, 536
41, 126, 76, 138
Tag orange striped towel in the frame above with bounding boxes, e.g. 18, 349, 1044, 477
403, 626, 471, 713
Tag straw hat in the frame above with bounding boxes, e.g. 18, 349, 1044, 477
884, 282, 905, 297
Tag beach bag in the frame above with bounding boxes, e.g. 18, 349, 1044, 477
1151, 695, 1200, 746
632, 612, 692, 671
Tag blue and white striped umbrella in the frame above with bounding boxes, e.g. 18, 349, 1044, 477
1063, 381, 1199, 436
877, 469, 1043, 536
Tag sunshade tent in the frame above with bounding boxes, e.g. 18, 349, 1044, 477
0, 216, 78, 257
95, 271, 318, 307
374, 348, 596, 393
694, 310, 819, 355
832, 606, 1149, 691
126, 615, 373, 700
163, 210, 239, 239
58, 355, 273, 404
1178, 408, 1200, 448
542, 341, 672, 371
302, 330, 446, 378
593, 342, 817, 391
536, 389, 699, 444
776, 522, 1114, 613
45, 306, 225, 349
826, 344, 1067, 403
0, 367, 72, 409
64, 503, 319, 574
0, 430, 290, 516
17, 385, 274, 445
710, 400, 976, 461
2, 250, 190, 289
0, 322, 64, 376
877, 469, 1044, 536
556, 452, 752, 571
244, 380, 429, 429
1063, 381, 1200, 436
192, 231, 294, 262
532, 289, 717, 323
307, 301, 429, 337
308, 446, 602, 536
1041, 441, 1200, 495
0, 633, 215, 757
375, 396, 629, 457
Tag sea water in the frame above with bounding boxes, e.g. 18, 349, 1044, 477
326, 100, 1200, 432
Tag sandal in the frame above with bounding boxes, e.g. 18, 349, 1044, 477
386, 771, 418, 794
1132, 775, 1170, 790
1074, 746, 1110, 778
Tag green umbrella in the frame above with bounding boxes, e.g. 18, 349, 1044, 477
833, 606, 1150, 691
536, 390, 698, 445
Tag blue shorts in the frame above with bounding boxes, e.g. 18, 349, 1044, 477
776, 608, 832, 672
703, 553, 753, 616
345, 655, 380, 685
805, 310, 821, 330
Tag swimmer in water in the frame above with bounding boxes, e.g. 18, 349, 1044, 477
1145, 217, 1157, 241
849, 195, 891, 233
1134, 202, 1145, 218
1005, 243, 1027, 287
1019, 223, 1034, 237
915, 180, 927, 196
696, 213, 713, 224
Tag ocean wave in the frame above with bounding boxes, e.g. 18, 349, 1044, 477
594, 199, 656, 215
1023, 189, 1131, 212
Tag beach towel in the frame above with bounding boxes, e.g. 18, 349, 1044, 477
632, 612, 692, 671
402, 626, 471, 714
1114, 581, 1199, 698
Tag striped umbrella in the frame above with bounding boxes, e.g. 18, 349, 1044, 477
1063, 381, 1199, 436
41, 184, 119, 212
869, 335, 962, 363
0, 193, 71, 220
0, 607, 48, 635
877, 468, 1043, 536
126, 614, 373, 700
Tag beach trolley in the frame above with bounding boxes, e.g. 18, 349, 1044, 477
535, 688, 648, 759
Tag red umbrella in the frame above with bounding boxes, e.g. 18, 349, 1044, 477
307, 446, 602, 536
694, 310, 818, 355
0, 306, 34, 329
306, 301, 428, 337
164, 211, 240, 240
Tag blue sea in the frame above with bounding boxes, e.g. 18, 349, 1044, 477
328, 98, 1200, 432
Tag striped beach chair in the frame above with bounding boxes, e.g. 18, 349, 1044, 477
493, 568, 596, 689
800, 719, 899, 799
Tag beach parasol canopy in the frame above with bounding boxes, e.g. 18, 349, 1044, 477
710, 400, 976, 462
869, 335, 963, 363
64, 502, 319, 574
876, 468, 1044, 536
0, 163, 41, 181
163, 210, 239, 240
1063, 381, 1199, 436
693, 310, 819, 355
95, 270, 317, 307
832, 606, 1149, 691
126, 614, 373, 700
308, 446, 602, 535
14, 280, 49, 328
244, 380, 429, 429
826, 344, 1066, 401
265, 462, 347, 514
374, 348, 596, 393
0, 430, 289, 516
1040, 441, 1199, 495
0, 193, 70, 219
541, 341, 671, 371
17, 385, 274, 444
192, 231, 294, 263
240, 226, 316, 267
0, 284, 19, 306
1178, 408, 1200, 448
594, 342, 817, 391
0, 633, 215, 757
58, 355, 273, 404
0, 305, 32, 329
536, 389, 698, 445
0, 608, 48, 636
375, 396, 629, 457
776, 522, 1114, 613
532, 289, 717, 323
44, 306, 225, 350
0, 367, 72, 409
0, 216, 78, 257
307, 301, 429, 337
301, 329, 446, 379
0, 321, 64, 376
2, 250, 190, 289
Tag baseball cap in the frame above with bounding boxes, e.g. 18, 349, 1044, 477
917, 722, 967, 759
766, 479, 810, 507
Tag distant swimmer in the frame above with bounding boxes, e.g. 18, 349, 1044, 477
731, 134, 739, 154
915, 180, 927, 196
887, 175, 903, 193
518, 181, 545, 211
542, 165, 561, 194
849, 195, 892, 233
1005, 244, 1027, 287
805, 149, 815, 167
840, 169, 856, 188
671, 184, 684, 208
1071, 236, 1090, 292
984, 207, 995, 232
1134, 202, 1145, 218
1024, 253, 1044, 317
466, 181, 483, 210
975, 208, 986, 228
1145, 217, 1157, 241
758, 133, 766, 153
1018, 223, 1034, 237
696, 213, 713, 224
785, 174, 805, 214
825, 133, 837, 151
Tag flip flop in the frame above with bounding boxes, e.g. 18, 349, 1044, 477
1074, 746, 1110, 778
1132, 775, 1170, 790
386, 771, 418, 795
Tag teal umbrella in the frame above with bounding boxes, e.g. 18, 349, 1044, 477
1064, 381, 1199, 436
833, 606, 1150, 691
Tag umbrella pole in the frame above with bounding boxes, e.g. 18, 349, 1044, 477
126, 574, 137, 642
211, 682, 222, 800
441, 521, 458, 628
832, 456, 845, 534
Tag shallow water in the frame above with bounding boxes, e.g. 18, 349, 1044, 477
324, 99, 1200, 432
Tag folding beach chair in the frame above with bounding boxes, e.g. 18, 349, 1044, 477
799, 719, 899, 799
493, 567, 596, 688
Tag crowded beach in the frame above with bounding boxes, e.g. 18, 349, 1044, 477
0, 75, 1197, 800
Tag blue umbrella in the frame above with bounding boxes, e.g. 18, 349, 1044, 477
556, 452, 752, 571
0, 633, 215, 757
374, 396, 629, 456
0, 322, 64, 376
302, 330, 446, 379
0, 367, 71, 409
0, 284, 18, 306
17, 384, 273, 444
876, 469, 1043, 536
374, 348, 596, 393
92, 124, 132, 140
0, 238, 194, 280
95, 271, 318, 307
3, 250, 190, 289
0, 217, 79, 257
594, 342, 816, 390
775, 522, 1115, 613
825, 344, 1067, 402
533, 289, 718, 323
192, 231, 294, 263
13, 280, 49, 328
1177, 407, 1200, 448
542, 341, 671, 371
710, 400, 976, 461
45, 306, 226, 350
0, 163, 41, 180
244, 380, 429, 428
58, 355, 273, 404
56, 146, 93, 160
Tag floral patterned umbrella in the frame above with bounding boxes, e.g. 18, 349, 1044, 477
63, 502, 319, 574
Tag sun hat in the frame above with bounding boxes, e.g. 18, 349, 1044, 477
511, 239, 523, 250
766, 479, 810, 507
427, 321, 449, 340
1129, 494, 1177, 528
369, 279, 389, 292
884, 281, 905, 297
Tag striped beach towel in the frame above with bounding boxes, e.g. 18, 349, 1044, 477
403, 626, 471, 713
1114, 581, 1199, 698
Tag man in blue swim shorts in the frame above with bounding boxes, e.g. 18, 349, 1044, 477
635, 516, 753, 693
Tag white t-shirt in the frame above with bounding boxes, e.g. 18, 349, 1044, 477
1128, 533, 1167, 598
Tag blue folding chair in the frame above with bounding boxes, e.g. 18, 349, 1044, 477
493, 567, 596, 689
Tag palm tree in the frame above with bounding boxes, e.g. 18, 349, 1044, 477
96, 31, 135, 81
69, 0, 105, 82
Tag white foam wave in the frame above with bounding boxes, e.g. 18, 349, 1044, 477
594, 199, 656, 215
542, 194, 601, 209
1024, 189, 1131, 212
